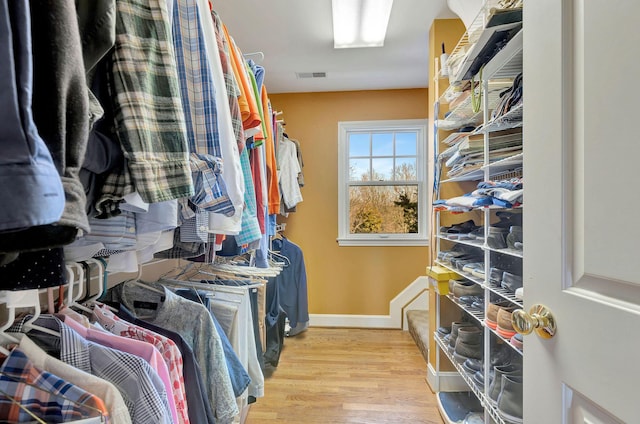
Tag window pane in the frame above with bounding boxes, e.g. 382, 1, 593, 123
371, 158, 393, 181
349, 185, 419, 234
394, 158, 417, 181
396, 132, 417, 156
349, 133, 370, 157
372, 133, 393, 156
349, 159, 370, 181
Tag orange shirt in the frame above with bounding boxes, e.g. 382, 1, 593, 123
261, 86, 280, 214
222, 24, 262, 134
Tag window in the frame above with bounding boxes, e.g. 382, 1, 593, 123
337, 119, 429, 246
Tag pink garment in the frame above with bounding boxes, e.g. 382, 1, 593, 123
58, 313, 179, 424
92, 305, 190, 424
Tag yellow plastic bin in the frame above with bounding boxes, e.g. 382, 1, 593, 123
425, 265, 461, 296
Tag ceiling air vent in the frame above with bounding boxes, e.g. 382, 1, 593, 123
296, 71, 327, 79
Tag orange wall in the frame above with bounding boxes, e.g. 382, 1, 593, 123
270, 89, 429, 316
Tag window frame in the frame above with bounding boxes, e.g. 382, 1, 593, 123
337, 119, 429, 247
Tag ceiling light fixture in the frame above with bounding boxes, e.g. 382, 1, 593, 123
332, 0, 394, 49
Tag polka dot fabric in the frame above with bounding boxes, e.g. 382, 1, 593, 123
0, 248, 66, 290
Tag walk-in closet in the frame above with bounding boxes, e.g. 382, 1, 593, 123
1, 0, 639, 423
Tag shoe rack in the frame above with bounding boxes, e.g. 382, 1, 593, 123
430, 2, 524, 423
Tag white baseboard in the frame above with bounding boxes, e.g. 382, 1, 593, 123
309, 314, 395, 328
427, 363, 468, 393
309, 276, 430, 329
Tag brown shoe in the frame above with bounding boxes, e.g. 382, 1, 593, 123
496, 307, 520, 338
486, 302, 513, 329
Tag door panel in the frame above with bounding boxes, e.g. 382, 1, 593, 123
525, 0, 640, 422
563, 385, 625, 424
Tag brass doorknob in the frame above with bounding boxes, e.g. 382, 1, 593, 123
512, 304, 557, 339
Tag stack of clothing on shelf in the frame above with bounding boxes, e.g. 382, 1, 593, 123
434, 177, 523, 212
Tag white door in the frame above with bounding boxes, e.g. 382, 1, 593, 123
524, 1, 640, 423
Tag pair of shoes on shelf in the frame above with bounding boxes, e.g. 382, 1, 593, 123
452, 256, 483, 271
451, 280, 483, 299
459, 295, 483, 307
462, 262, 484, 276
486, 301, 514, 329
463, 358, 483, 375
461, 296, 484, 311
506, 225, 523, 250
501, 271, 523, 293
489, 267, 523, 294
493, 211, 523, 229
487, 226, 510, 249
488, 363, 523, 423
496, 306, 522, 339
447, 321, 476, 353
510, 333, 523, 350
467, 226, 485, 242
440, 219, 478, 236
437, 326, 451, 337
453, 326, 483, 364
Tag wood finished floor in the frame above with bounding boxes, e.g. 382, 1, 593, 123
246, 327, 444, 424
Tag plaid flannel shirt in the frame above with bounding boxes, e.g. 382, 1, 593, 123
96, 0, 194, 216
0, 348, 109, 423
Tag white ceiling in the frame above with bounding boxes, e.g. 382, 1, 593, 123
214, 1, 458, 94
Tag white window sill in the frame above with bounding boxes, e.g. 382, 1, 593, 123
336, 238, 429, 247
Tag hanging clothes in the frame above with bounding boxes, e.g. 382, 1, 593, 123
9, 315, 173, 424
115, 304, 217, 424
102, 281, 239, 424
0, 348, 109, 423
17, 335, 132, 424
270, 237, 309, 331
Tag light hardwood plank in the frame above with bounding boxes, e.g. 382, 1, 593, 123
247, 327, 444, 424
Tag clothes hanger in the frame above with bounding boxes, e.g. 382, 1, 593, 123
0, 387, 47, 423
80, 258, 106, 307
0, 289, 60, 342
21, 296, 61, 338
0, 372, 106, 423
65, 262, 93, 314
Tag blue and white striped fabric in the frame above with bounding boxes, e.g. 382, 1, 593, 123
235, 148, 261, 245
85, 211, 137, 251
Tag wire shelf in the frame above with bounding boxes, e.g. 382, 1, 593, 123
486, 244, 523, 258
490, 166, 523, 181
434, 334, 507, 424
435, 260, 485, 286
446, 0, 506, 80
438, 234, 485, 249
477, 103, 524, 134
486, 284, 523, 307
482, 152, 523, 174
440, 80, 513, 130
446, 294, 485, 325
488, 326, 523, 356
441, 169, 485, 183
483, 29, 523, 80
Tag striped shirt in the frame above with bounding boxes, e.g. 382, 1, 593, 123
93, 305, 190, 424
171, 0, 235, 216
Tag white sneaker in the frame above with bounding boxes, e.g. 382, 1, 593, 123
515, 287, 523, 300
